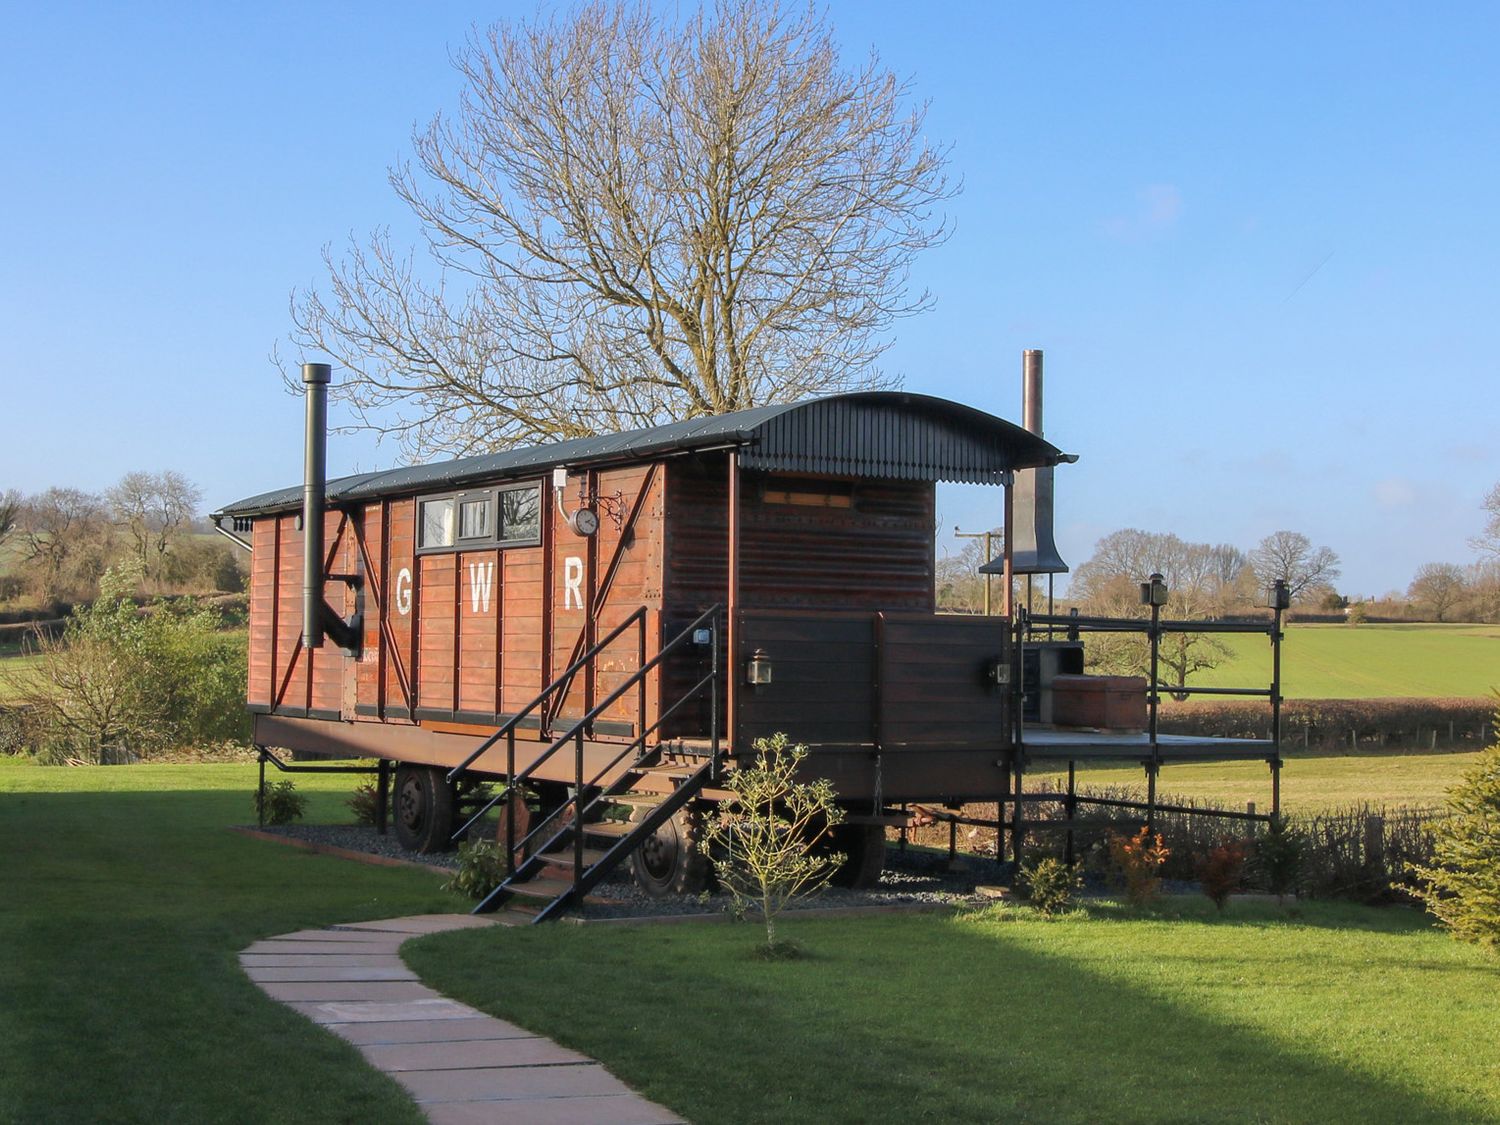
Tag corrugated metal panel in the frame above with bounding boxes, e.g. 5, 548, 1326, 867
218, 392, 1065, 517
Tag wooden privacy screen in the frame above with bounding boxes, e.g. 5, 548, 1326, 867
736, 611, 1010, 752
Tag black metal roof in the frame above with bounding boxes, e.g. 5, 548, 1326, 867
217, 392, 1068, 518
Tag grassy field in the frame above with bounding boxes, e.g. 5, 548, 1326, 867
0, 652, 42, 703
1194, 621, 1500, 699
409, 898, 1500, 1124
1029, 748, 1482, 813
0, 758, 464, 1124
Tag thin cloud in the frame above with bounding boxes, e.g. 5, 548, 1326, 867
1102, 183, 1182, 241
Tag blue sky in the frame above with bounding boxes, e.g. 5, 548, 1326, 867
2, 2, 1495, 597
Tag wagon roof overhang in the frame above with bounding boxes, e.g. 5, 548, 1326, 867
215, 391, 1071, 518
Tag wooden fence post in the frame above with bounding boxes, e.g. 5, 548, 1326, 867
1364, 815, 1385, 877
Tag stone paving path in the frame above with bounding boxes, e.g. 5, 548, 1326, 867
241, 914, 684, 1125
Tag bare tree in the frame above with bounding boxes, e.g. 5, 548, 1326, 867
1407, 563, 1467, 623
106, 470, 203, 591
1069, 529, 1232, 699
0, 489, 20, 550
288, 1, 953, 458
1472, 483, 1500, 558
935, 533, 998, 614
16, 488, 111, 604
1249, 530, 1341, 604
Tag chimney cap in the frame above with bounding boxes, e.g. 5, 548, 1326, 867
302, 362, 332, 385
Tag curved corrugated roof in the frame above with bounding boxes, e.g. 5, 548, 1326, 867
216, 392, 1068, 517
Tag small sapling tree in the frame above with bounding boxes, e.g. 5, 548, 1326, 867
1415, 710, 1500, 951
700, 733, 845, 956
1021, 857, 1083, 917
1108, 826, 1171, 907
1252, 819, 1305, 901
1196, 841, 1247, 911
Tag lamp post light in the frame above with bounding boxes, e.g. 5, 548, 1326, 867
1138, 572, 1167, 829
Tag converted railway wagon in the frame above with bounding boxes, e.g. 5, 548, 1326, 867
218, 378, 1067, 907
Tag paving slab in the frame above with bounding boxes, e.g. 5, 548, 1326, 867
422, 1095, 685, 1125
397, 1063, 632, 1104
258, 980, 438, 1003
328, 1017, 537, 1046
244, 965, 420, 983
275, 928, 419, 942
334, 914, 501, 934
244, 912, 684, 1123
360, 1037, 590, 1072
287, 998, 484, 1025
243, 939, 407, 957
240, 953, 410, 969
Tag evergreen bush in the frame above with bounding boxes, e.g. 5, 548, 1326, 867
1415, 715, 1500, 951
254, 780, 307, 826
1020, 857, 1082, 917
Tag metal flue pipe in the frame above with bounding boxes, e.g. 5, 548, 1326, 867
302, 362, 331, 649
1022, 348, 1043, 435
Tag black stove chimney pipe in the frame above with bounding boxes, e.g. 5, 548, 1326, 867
302, 362, 331, 649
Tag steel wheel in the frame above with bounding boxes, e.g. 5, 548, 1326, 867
628, 804, 711, 897
393, 765, 458, 854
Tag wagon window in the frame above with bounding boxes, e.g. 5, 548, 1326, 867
499, 486, 541, 544
419, 498, 455, 548
458, 497, 492, 540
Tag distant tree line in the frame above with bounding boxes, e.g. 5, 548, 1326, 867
0, 472, 243, 611
934, 480, 1500, 695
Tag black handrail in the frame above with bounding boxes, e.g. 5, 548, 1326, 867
444, 606, 648, 784
1018, 585, 1288, 824
498, 666, 718, 862
449, 604, 723, 883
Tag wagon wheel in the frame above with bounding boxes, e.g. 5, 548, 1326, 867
627, 803, 711, 898
393, 765, 459, 854
827, 823, 888, 889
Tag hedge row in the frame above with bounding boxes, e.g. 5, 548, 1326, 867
1158, 697, 1496, 750
903, 787, 1444, 903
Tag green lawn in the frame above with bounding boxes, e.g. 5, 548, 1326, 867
1195, 622, 1500, 699
408, 900, 1500, 1124
1029, 749, 1482, 813
0, 652, 42, 703
0, 758, 465, 1124
7, 757, 1500, 1123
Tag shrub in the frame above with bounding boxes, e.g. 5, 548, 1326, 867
444, 837, 508, 900
17, 567, 249, 763
700, 732, 844, 953
1021, 857, 1082, 917
348, 781, 381, 826
1252, 820, 1305, 899
1197, 841, 1247, 911
1415, 723, 1500, 951
254, 780, 307, 826
1109, 827, 1170, 906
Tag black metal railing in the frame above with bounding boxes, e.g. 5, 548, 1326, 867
1002, 582, 1290, 861
448, 604, 723, 897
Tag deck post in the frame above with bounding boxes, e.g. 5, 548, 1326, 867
376, 758, 390, 835
727, 451, 741, 759
1145, 760, 1157, 832
1011, 746, 1025, 867
257, 748, 266, 828
1064, 759, 1077, 866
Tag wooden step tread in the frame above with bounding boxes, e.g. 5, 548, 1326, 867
581, 819, 636, 838
537, 848, 609, 869
505, 878, 576, 900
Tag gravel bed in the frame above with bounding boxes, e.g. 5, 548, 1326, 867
248, 823, 1015, 917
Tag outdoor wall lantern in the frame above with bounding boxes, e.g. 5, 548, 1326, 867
1139, 572, 1169, 608
987, 658, 1011, 685
746, 648, 773, 686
